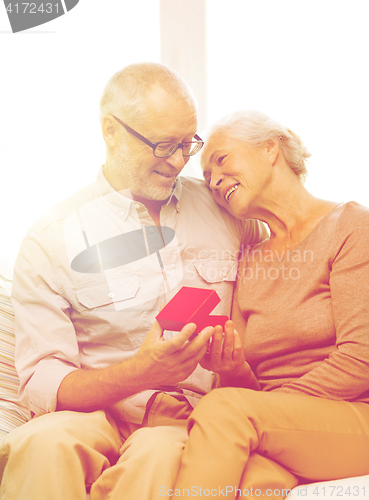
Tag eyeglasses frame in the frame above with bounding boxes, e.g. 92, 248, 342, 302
112, 115, 204, 158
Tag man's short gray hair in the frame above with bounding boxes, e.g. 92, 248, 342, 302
99, 62, 197, 125
206, 110, 311, 181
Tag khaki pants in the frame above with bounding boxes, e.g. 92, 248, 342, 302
173, 388, 369, 499
0, 393, 192, 500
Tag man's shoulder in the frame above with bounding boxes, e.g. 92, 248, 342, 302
177, 176, 268, 243
178, 176, 219, 205
30, 179, 99, 234
178, 176, 208, 191
178, 176, 232, 218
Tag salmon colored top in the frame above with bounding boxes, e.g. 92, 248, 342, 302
233, 202, 369, 402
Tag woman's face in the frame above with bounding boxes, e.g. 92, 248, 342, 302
202, 133, 274, 219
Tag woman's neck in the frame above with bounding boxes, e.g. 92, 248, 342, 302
252, 180, 338, 251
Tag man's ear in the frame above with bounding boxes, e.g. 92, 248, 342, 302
101, 115, 120, 148
265, 139, 279, 165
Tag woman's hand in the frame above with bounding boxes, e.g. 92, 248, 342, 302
200, 320, 260, 390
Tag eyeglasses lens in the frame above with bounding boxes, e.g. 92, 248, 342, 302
154, 142, 203, 158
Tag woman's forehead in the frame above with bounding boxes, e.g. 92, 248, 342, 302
202, 133, 240, 163
203, 133, 227, 158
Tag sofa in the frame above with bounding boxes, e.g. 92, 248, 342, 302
1, 269, 368, 499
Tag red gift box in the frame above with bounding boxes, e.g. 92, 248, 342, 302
156, 286, 228, 333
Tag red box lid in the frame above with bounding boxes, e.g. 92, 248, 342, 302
156, 286, 221, 332
196, 315, 229, 333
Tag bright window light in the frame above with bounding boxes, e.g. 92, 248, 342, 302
206, 0, 369, 207
0, 1, 160, 266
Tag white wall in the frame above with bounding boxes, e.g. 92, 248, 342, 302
205, 1, 369, 206
1, 0, 369, 268
0, 0, 160, 265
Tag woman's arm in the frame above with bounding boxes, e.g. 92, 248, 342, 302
274, 206, 369, 400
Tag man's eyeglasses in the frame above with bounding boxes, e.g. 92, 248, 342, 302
112, 115, 204, 158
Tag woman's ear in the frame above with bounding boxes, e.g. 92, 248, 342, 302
265, 139, 279, 165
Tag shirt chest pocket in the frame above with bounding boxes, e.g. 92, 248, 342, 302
74, 273, 140, 311
194, 259, 238, 284
73, 273, 150, 350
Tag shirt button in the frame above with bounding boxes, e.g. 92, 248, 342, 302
120, 211, 125, 217
108, 292, 114, 299
222, 269, 228, 277
148, 227, 155, 234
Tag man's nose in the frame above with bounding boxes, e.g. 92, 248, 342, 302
165, 147, 186, 169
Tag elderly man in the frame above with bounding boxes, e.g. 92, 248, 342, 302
0, 63, 265, 500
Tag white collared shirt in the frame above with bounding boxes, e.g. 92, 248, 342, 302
12, 168, 266, 423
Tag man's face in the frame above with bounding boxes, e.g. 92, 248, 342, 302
111, 87, 198, 201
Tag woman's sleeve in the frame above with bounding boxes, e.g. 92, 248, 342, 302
275, 205, 369, 401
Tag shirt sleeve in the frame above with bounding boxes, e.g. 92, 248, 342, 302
274, 205, 369, 401
12, 229, 79, 416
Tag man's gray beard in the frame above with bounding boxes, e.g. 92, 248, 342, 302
112, 143, 176, 201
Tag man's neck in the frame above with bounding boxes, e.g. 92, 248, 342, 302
132, 195, 168, 226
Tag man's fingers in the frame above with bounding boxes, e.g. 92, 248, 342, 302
185, 340, 212, 369
181, 326, 215, 359
146, 320, 164, 341
164, 323, 198, 354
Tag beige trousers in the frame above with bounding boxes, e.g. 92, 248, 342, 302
0, 393, 192, 500
173, 388, 369, 499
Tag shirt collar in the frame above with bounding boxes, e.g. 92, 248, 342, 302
165, 177, 182, 212
95, 167, 134, 221
96, 166, 184, 217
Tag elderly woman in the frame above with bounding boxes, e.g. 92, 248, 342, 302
172, 111, 369, 498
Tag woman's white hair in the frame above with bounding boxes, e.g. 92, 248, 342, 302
206, 110, 311, 181
99, 62, 197, 125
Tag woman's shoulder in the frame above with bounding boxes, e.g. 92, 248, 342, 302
324, 201, 369, 262
337, 200, 369, 213
334, 201, 369, 232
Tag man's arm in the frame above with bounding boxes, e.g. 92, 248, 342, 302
12, 228, 214, 416
57, 321, 214, 412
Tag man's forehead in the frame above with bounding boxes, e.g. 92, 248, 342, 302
144, 87, 196, 117
138, 87, 198, 138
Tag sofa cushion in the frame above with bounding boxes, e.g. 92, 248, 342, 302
0, 273, 31, 438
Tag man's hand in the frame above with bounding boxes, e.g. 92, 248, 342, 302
57, 320, 215, 412
134, 321, 216, 387
200, 320, 260, 390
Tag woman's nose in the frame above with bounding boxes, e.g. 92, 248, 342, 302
209, 175, 223, 190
